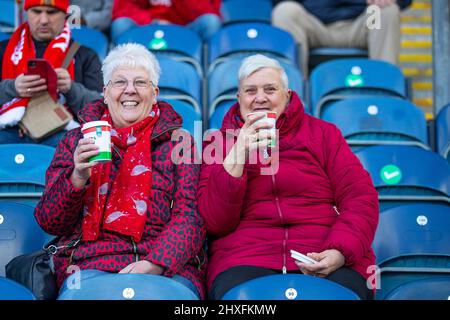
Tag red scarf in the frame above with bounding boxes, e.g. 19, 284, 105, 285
0, 21, 74, 129
82, 105, 160, 242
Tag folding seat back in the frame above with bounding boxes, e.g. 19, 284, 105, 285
321, 97, 429, 150
208, 23, 298, 73
71, 26, 109, 61
0, 144, 55, 205
354, 145, 450, 209
0, 201, 50, 276
158, 58, 202, 114
372, 203, 450, 300
221, 274, 359, 300
436, 104, 450, 163
310, 58, 406, 117
57, 273, 199, 300
0, 276, 36, 300
115, 24, 203, 76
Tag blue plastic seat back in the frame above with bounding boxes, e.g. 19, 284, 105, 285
0, 144, 55, 202
158, 58, 202, 114
163, 99, 201, 138
354, 145, 450, 202
373, 203, 450, 265
0, 276, 36, 300
0, 201, 50, 276
221, 0, 273, 25
321, 97, 429, 149
221, 274, 359, 300
57, 273, 199, 300
115, 24, 203, 76
310, 58, 406, 116
71, 26, 109, 61
436, 104, 450, 162
209, 100, 236, 130
208, 23, 298, 70
208, 57, 303, 114
385, 277, 450, 300
0, 0, 15, 31
0, 30, 10, 41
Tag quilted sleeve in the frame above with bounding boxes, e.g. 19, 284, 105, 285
34, 130, 86, 236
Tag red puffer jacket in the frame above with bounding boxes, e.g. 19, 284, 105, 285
35, 100, 206, 298
112, 0, 221, 26
198, 92, 379, 290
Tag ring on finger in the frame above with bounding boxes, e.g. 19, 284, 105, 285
27, 88, 31, 93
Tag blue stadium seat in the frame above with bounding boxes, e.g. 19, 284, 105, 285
71, 26, 109, 61
384, 277, 450, 300
372, 203, 450, 300
310, 58, 407, 117
164, 99, 201, 138
0, 0, 15, 33
208, 23, 298, 73
0, 144, 55, 205
221, 274, 359, 300
209, 100, 235, 130
309, 47, 368, 71
158, 58, 202, 114
115, 24, 203, 76
208, 57, 304, 116
57, 273, 199, 300
354, 145, 450, 210
321, 97, 430, 150
221, 0, 273, 25
436, 104, 450, 163
0, 30, 10, 41
0, 201, 51, 277
0, 276, 36, 300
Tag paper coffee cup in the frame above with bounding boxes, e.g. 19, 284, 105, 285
247, 111, 277, 147
81, 121, 112, 162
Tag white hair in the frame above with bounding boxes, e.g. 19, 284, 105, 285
238, 54, 289, 89
101, 43, 161, 86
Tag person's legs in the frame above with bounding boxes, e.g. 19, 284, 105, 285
368, 4, 401, 65
208, 265, 278, 300
59, 269, 110, 296
325, 267, 374, 300
111, 17, 138, 42
272, 2, 332, 74
0, 127, 32, 144
187, 13, 222, 41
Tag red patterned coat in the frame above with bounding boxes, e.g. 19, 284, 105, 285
34, 100, 206, 298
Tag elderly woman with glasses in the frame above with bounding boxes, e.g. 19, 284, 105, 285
34, 43, 206, 299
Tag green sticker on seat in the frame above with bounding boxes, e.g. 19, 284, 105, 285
380, 164, 402, 185
149, 38, 167, 50
345, 74, 364, 87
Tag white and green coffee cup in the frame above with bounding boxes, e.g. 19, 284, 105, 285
81, 121, 112, 162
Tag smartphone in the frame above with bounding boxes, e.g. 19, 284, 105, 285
26, 58, 58, 101
290, 249, 318, 265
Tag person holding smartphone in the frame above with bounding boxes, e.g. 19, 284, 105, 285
0, 0, 103, 147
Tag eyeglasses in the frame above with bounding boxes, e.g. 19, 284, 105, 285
108, 78, 154, 89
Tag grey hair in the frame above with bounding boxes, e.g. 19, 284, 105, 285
101, 43, 161, 86
238, 54, 289, 89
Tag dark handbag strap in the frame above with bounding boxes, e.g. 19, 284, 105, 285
61, 41, 80, 69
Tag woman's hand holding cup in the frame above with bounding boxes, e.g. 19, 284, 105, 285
70, 138, 100, 188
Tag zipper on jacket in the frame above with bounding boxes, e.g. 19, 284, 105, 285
333, 205, 340, 216
131, 238, 138, 262
271, 171, 288, 274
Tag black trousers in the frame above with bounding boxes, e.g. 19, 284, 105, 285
209, 265, 374, 300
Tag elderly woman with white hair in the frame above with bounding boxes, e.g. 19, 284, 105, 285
34, 43, 206, 299
198, 54, 379, 300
